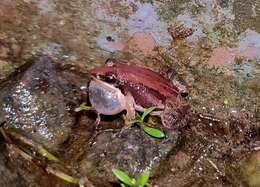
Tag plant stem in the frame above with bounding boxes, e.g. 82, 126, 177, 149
0, 126, 95, 187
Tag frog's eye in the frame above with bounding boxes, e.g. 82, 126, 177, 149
105, 58, 117, 67
180, 91, 189, 98
96, 73, 101, 79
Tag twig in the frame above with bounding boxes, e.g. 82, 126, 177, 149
6, 129, 59, 161
206, 158, 223, 175
0, 126, 95, 187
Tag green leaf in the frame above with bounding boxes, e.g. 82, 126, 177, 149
135, 113, 142, 121
135, 171, 150, 187
142, 126, 165, 138
112, 169, 135, 186
141, 107, 156, 121
136, 113, 141, 118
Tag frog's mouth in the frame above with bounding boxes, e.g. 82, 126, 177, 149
96, 73, 118, 84
90, 75, 121, 90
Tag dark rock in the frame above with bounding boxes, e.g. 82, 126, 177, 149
0, 145, 21, 187
0, 56, 89, 151
80, 126, 181, 183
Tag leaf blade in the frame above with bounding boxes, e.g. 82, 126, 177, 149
112, 169, 134, 186
141, 107, 156, 121
135, 171, 150, 187
142, 126, 165, 138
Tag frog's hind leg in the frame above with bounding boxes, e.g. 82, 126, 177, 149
159, 65, 188, 97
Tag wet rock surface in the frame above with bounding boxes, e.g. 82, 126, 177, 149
0, 144, 72, 187
0, 145, 23, 187
0, 57, 88, 151
0, 0, 259, 186
80, 126, 181, 181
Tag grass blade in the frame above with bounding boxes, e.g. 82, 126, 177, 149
46, 167, 79, 184
74, 103, 92, 112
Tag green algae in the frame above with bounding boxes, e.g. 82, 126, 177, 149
0, 60, 14, 80
233, 0, 260, 33
157, 0, 187, 21
218, 0, 233, 8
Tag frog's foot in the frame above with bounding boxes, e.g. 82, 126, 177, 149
89, 113, 122, 146
94, 113, 101, 129
159, 65, 188, 97
88, 128, 120, 146
88, 113, 101, 146
161, 98, 191, 129
117, 120, 133, 138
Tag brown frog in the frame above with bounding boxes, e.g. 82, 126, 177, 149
89, 59, 190, 128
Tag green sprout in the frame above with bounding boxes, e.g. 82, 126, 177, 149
74, 102, 92, 112
5, 128, 59, 161
75, 103, 165, 139
112, 168, 150, 187
129, 107, 165, 139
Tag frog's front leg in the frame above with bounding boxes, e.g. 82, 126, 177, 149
159, 65, 188, 97
161, 98, 191, 129
94, 113, 101, 128
124, 92, 136, 121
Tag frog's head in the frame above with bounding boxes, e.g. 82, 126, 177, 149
90, 59, 119, 82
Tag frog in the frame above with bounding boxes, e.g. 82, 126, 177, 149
88, 59, 190, 129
